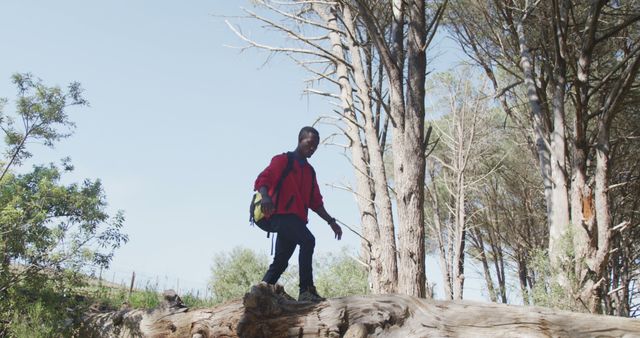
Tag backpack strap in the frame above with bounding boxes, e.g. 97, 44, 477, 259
272, 152, 294, 212
309, 165, 317, 202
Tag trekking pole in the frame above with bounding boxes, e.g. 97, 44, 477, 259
334, 218, 371, 248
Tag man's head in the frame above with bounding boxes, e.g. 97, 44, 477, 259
296, 126, 320, 158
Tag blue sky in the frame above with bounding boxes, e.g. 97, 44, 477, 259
0, 0, 367, 294
0, 1, 489, 300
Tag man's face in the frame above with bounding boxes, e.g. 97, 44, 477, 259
299, 133, 320, 158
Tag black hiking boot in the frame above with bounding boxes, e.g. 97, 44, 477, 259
297, 285, 326, 302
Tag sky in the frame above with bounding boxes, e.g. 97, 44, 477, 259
0, 1, 490, 300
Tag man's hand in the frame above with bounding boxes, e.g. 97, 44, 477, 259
314, 206, 342, 240
260, 194, 274, 217
329, 219, 342, 240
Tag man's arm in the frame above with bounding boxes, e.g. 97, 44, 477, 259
258, 186, 274, 217
314, 205, 342, 240
255, 155, 288, 217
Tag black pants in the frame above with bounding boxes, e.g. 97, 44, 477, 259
262, 214, 315, 292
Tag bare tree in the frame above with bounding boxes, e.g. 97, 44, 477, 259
425, 72, 498, 300
314, 2, 398, 294
468, 127, 548, 305
348, 0, 447, 297
604, 101, 640, 316
227, 0, 447, 297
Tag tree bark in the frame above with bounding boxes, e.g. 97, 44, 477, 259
315, 3, 398, 294
427, 165, 454, 300
341, 5, 399, 294
448, 0, 640, 313
395, 0, 427, 298
516, 15, 571, 287
471, 227, 498, 303
80, 284, 640, 338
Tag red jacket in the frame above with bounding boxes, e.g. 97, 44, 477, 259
254, 153, 323, 223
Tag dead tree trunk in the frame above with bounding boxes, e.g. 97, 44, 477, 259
80, 283, 640, 338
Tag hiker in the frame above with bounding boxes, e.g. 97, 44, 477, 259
254, 126, 342, 302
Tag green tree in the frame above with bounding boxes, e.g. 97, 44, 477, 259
0, 73, 85, 180
0, 74, 128, 336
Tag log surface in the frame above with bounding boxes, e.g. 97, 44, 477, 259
79, 283, 640, 338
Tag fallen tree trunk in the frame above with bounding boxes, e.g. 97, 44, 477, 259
80, 283, 640, 337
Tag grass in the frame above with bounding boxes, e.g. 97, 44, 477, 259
5, 276, 218, 337
87, 279, 218, 311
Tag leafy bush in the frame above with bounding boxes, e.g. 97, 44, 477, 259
209, 247, 269, 303
315, 248, 369, 298
528, 230, 586, 312
209, 246, 369, 302
9, 302, 57, 338
6, 277, 91, 337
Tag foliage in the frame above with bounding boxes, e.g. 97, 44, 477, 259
5, 276, 93, 337
0, 164, 128, 333
0, 73, 86, 180
0, 74, 127, 336
91, 280, 218, 311
209, 247, 369, 303
209, 247, 270, 303
462, 105, 547, 305
424, 69, 509, 300
128, 286, 161, 309
446, 0, 640, 314
528, 231, 585, 313
92, 282, 161, 310
9, 302, 58, 338
180, 291, 218, 309
315, 248, 369, 298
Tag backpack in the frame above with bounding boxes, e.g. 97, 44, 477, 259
249, 152, 316, 235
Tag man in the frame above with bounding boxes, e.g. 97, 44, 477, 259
254, 126, 342, 302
